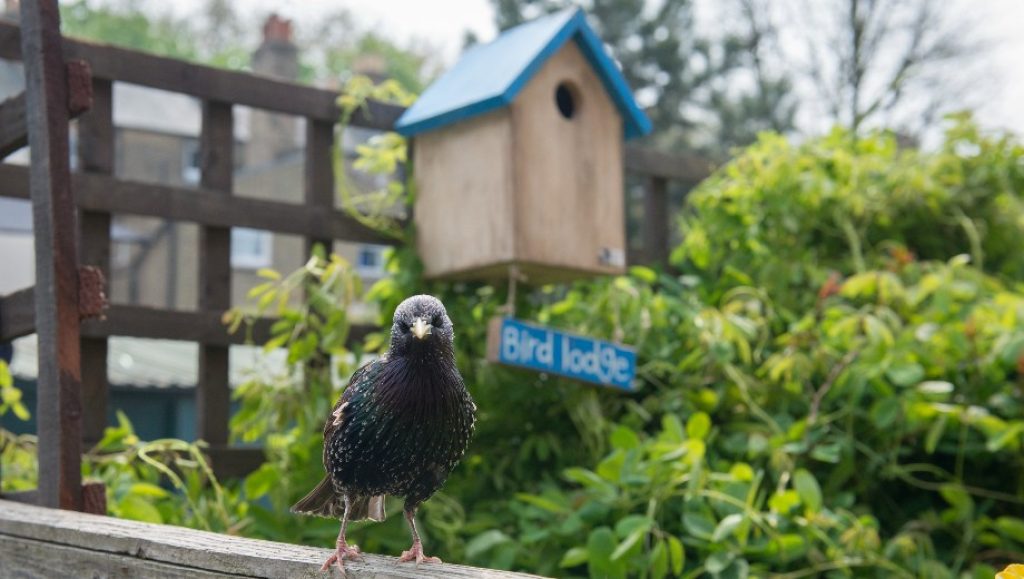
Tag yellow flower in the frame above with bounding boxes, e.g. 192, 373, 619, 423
997, 564, 1024, 579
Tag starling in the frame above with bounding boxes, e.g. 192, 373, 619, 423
291, 294, 476, 573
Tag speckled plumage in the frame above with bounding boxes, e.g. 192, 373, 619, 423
291, 295, 476, 570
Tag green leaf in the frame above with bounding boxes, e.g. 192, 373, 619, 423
256, 268, 281, 280
662, 414, 685, 442
885, 363, 925, 387
870, 397, 901, 428
706, 550, 735, 574
925, 414, 949, 454
129, 482, 169, 499
940, 483, 974, 520
712, 513, 744, 542
611, 526, 646, 561
668, 535, 685, 575
587, 527, 621, 578
687, 411, 712, 440
793, 469, 822, 513
610, 425, 641, 450
118, 494, 163, 524
998, 334, 1024, 364
465, 529, 511, 558
629, 265, 657, 283
996, 517, 1024, 543
986, 422, 1023, 452
514, 493, 567, 513
769, 489, 801, 514
559, 547, 588, 568
11, 401, 29, 421
614, 515, 653, 538
649, 540, 668, 579
683, 505, 716, 539
729, 463, 754, 482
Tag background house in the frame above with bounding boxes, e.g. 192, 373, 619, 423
0, 11, 391, 440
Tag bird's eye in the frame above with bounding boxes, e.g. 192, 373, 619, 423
431, 314, 443, 327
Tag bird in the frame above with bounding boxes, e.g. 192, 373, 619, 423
291, 294, 476, 574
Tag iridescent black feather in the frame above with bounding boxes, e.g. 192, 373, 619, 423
292, 295, 476, 524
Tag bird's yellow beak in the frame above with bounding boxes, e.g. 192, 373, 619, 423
411, 317, 431, 340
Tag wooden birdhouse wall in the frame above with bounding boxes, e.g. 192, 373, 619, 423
509, 42, 624, 279
413, 109, 516, 279
413, 42, 626, 282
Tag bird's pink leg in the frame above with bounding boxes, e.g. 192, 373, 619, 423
322, 496, 362, 575
398, 508, 441, 565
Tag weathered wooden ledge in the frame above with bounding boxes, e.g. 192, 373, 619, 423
0, 500, 544, 578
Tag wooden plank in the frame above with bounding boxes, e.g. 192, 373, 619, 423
5, 298, 376, 348
205, 447, 267, 480
0, 500, 543, 578
0, 534, 253, 578
0, 91, 27, 158
0, 286, 35, 341
197, 101, 233, 447
0, 62, 90, 160
19, 0, 83, 511
0, 19, 403, 130
643, 176, 670, 267
304, 119, 336, 257
0, 164, 398, 245
303, 119, 336, 387
624, 144, 713, 183
77, 76, 113, 445
78, 305, 375, 347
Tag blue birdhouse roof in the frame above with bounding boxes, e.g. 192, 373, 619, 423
394, 8, 652, 140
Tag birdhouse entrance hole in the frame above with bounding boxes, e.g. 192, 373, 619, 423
555, 81, 579, 119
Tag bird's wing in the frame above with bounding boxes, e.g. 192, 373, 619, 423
323, 357, 385, 442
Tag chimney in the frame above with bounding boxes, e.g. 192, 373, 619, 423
3, 0, 19, 19
248, 13, 300, 167
352, 54, 389, 84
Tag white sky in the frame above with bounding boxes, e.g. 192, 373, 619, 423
157, 0, 1024, 137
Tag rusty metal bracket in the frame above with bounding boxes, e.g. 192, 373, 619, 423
65, 60, 92, 116
78, 265, 107, 321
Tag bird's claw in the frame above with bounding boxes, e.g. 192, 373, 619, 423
398, 541, 441, 565
321, 543, 362, 575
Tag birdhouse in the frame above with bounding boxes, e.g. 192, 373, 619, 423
395, 8, 651, 282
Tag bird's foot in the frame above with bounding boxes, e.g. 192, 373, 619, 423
398, 540, 441, 565
321, 542, 362, 574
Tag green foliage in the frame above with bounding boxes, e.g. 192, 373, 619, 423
2, 407, 244, 532
85, 411, 244, 532
61, 0, 203, 63
341, 115, 1024, 576
676, 115, 1024, 309
334, 76, 418, 240
0, 360, 29, 421
58, 1, 435, 91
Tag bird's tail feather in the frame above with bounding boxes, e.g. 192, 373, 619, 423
289, 477, 386, 522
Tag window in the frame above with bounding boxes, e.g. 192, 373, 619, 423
356, 245, 386, 278
231, 228, 272, 269
182, 140, 201, 185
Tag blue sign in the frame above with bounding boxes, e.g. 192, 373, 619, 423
488, 318, 637, 391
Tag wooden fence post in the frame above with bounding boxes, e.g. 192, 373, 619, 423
644, 175, 669, 267
19, 0, 83, 510
78, 77, 113, 445
305, 119, 335, 257
197, 101, 233, 447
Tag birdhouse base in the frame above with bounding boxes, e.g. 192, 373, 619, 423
422, 260, 625, 285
